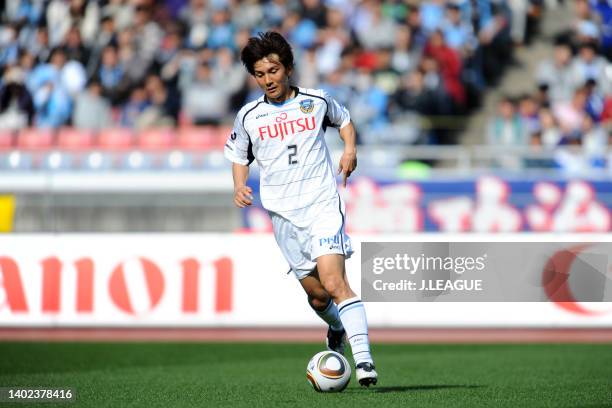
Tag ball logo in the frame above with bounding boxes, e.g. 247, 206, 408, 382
299, 99, 314, 114
317, 353, 345, 379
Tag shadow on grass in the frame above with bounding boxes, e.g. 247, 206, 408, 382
346, 385, 484, 394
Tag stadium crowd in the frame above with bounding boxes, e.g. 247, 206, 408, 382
0, 0, 544, 147
488, 0, 612, 169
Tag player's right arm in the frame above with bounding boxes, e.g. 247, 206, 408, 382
232, 163, 253, 208
224, 108, 255, 208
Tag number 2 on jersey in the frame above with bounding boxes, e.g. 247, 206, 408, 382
287, 144, 298, 165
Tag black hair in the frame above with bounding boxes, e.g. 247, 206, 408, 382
240, 31, 294, 76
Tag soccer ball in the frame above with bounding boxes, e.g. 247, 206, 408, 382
306, 351, 351, 392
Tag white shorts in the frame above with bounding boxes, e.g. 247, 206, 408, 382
270, 195, 353, 280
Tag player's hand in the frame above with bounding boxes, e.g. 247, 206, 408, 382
337, 150, 357, 187
234, 185, 254, 208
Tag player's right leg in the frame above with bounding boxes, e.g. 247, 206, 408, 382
270, 212, 346, 354
299, 269, 346, 354
316, 254, 377, 387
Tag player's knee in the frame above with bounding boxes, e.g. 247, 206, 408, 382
321, 277, 350, 301
308, 295, 331, 311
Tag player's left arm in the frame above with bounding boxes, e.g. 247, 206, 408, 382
322, 89, 357, 188
337, 121, 357, 188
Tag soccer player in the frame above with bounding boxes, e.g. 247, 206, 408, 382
224, 31, 377, 387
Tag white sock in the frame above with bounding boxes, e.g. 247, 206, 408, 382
312, 298, 343, 331
337, 296, 373, 365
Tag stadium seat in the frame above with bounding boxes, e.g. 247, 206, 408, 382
178, 127, 223, 151
17, 128, 54, 150
0, 151, 33, 170
164, 150, 194, 170
43, 151, 74, 170
57, 128, 95, 150
97, 128, 134, 150
138, 128, 176, 150
0, 130, 15, 151
83, 151, 113, 170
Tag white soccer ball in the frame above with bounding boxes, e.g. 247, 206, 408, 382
306, 351, 351, 392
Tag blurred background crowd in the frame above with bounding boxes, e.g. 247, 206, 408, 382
489, 0, 612, 169
0, 0, 549, 147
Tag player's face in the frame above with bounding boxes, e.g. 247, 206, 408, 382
253, 54, 293, 103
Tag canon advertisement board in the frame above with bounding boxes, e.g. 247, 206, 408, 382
0, 234, 611, 327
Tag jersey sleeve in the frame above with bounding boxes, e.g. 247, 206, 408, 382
224, 112, 253, 166
322, 90, 351, 129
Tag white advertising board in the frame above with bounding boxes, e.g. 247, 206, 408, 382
0, 234, 610, 327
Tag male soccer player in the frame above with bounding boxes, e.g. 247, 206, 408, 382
224, 32, 377, 386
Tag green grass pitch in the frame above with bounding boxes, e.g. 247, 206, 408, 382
0, 342, 610, 408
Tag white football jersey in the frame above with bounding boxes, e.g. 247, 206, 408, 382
224, 86, 350, 227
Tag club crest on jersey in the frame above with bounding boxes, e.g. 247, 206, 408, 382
299, 99, 314, 114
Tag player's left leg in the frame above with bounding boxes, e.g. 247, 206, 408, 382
316, 254, 377, 386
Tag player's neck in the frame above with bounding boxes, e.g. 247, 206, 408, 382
268, 86, 295, 104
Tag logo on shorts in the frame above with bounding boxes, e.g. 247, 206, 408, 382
319, 234, 341, 250
300, 99, 314, 114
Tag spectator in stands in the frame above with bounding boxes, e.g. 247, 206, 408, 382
136, 73, 178, 128
102, 0, 134, 32
63, 26, 90, 66
283, 10, 317, 50
0, 67, 34, 129
581, 114, 608, 162
420, 0, 446, 33
132, 4, 162, 67
553, 87, 588, 136
390, 67, 452, 144
212, 47, 247, 111
207, 7, 235, 50
372, 48, 401, 95
518, 94, 541, 137
571, 0, 601, 45
300, 0, 328, 28
120, 85, 149, 128
0, 24, 20, 67
72, 80, 112, 130
17, 50, 36, 79
536, 107, 562, 148
536, 40, 575, 103
487, 96, 527, 146
0, 0, 542, 145
570, 41, 611, 95
98, 45, 125, 105
478, 2, 512, 84
584, 78, 605, 121
591, 0, 612, 61
349, 68, 389, 143
27, 25, 51, 65
442, 3, 477, 55
117, 29, 148, 86
182, 61, 229, 125
405, 5, 428, 51
86, 16, 117, 79
27, 47, 72, 128
424, 30, 465, 108
354, 1, 397, 50
46, 0, 99, 47
391, 25, 420, 75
